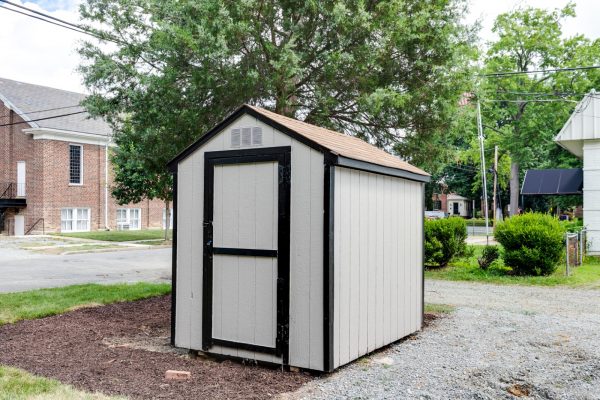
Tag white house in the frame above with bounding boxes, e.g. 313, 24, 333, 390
555, 91, 600, 255
167, 104, 430, 372
447, 194, 472, 218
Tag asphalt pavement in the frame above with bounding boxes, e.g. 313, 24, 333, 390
0, 245, 171, 293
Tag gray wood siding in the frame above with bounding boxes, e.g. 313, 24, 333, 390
332, 167, 424, 369
175, 114, 324, 369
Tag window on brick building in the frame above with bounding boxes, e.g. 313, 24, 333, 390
433, 200, 442, 211
69, 144, 83, 184
61, 208, 90, 232
116, 208, 141, 230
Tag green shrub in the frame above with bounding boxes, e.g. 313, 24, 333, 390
560, 218, 584, 233
425, 217, 468, 267
478, 245, 500, 270
494, 213, 565, 276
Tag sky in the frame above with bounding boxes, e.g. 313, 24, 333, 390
1, 0, 600, 94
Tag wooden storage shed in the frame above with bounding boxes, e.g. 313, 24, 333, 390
167, 105, 430, 372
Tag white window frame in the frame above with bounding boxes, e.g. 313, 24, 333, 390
61, 208, 91, 232
68, 144, 84, 186
116, 208, 142, 230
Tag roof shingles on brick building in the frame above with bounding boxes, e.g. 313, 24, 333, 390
0, 77, 164, 235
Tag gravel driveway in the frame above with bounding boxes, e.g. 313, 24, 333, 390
295, 280, 600, 399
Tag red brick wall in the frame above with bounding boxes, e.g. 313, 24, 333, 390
1, 104, 166, 234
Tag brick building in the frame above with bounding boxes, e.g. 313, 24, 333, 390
0, 77, 167, 235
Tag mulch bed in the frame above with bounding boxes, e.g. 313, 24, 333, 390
0, 296, 312, 399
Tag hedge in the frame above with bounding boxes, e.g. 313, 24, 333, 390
494, 213, 565, 276
425, 217, 468, 267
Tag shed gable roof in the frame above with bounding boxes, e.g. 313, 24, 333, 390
555, 90, 600, 158
170, 104, 429, 179
0, 77, 111, 136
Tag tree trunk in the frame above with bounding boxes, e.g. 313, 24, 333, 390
164, 199, 170, 241
510, 161, 519, 216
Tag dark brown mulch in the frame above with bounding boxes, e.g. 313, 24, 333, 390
0, 296, 312, 399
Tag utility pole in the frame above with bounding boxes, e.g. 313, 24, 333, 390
493, 145, 498, 221
476, 100, 490, 244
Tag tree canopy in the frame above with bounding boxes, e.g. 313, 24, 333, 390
78, 0, 476, 206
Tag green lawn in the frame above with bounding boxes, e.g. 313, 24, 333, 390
0, 282, 171, 325
424, 303, 455, 314
426, 245, 600, 288
0, 365, 122, 400
55, 229, 172, 242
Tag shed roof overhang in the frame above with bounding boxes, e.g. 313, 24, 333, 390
168, 105, 430, 183
555, 91, 600, 158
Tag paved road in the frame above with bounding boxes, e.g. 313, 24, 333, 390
0, 246, 171, 293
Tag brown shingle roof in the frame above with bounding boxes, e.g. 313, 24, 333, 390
246, 105, 429, 177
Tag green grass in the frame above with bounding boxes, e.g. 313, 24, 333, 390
426, 245, 600, 288
424, 303, 455, 314
0, 365, 121, 399
0, 282, 171, 326
55, 229, 172, 242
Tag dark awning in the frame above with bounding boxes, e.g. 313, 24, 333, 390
521, 168, 583, 195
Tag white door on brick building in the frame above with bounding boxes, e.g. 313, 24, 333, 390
17, 161, 26, 197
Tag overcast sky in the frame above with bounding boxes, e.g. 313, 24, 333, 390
1, 0, 599, 94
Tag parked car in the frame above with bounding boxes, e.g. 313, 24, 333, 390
425, 210, 448, 220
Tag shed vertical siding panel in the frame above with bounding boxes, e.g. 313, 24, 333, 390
401, 181, 409, 337
367, 173, 377, 353
390, 179, 399, 340
289, 143, 311, 368
339, 168, 351, 366
383, 176, 392, 344
175, 159, 193, 348
375, 174, 384, 348
308, 149, 324, 371
333, 167, 424, 365
349, 170, 360, 360
333, 166, 341, 368
358, 171, 369, 356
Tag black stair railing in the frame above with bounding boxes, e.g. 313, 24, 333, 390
0, 182, 15, 199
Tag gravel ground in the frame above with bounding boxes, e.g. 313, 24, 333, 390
295, 280, 600, 400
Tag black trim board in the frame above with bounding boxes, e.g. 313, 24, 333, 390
323, 164, 335, 372
170, 172, 178, 346
213, 247, 277, 257
212, 339, 278, 355
201, 146, 291, 363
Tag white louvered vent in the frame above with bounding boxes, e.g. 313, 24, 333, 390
231, 126, 263, 148
252, 127, 262, 145
231, 128, 241, 147
241, 127, 252, 146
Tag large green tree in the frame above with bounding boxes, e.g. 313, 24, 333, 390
480, 3, 600, 215
78, 0, 476, 205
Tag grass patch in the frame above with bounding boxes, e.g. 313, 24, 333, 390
0, 282, 171, 326
36, 244, 120, 255
426, 245, 600, 288
0, 365, 121, 399
424, 303, 455, 314
55, 229, 172, 242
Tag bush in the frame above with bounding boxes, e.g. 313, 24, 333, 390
425, 217, 468, 267
478, 245, 500, 270
494, 213, 565, 276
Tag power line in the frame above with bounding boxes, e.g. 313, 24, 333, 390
0, 0, 119, 43
0, 4, 90, 37
481, 65, 600, 78
0, 111, 89, 127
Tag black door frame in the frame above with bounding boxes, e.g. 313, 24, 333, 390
202, 146, 291, 363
